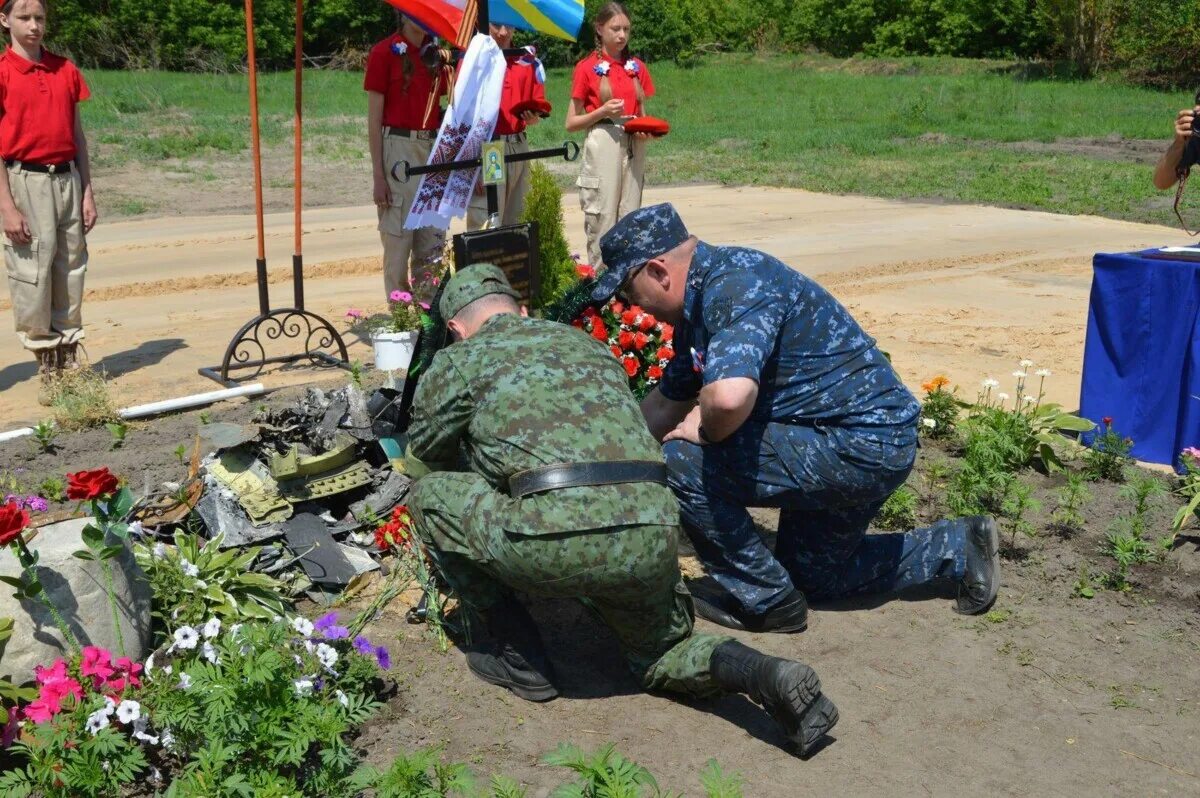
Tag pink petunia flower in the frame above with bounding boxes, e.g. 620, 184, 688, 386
81, 646, 116, 682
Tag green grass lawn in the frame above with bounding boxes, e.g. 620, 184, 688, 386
84, 54, 1194, 224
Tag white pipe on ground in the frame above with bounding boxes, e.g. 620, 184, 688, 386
0, 427, 33, 443
118, 383, 266, 420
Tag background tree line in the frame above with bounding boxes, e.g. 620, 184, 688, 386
52, 0, 1200, 88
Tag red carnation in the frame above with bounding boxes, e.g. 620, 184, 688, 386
583, 306, 598, 319
1102, 416, 1113, 426
610, 345, 622, 358
656, 345, 673, 362
633, 332, 649, 350
621, 309, 639, 327
618, 331, 635, 351
0, 501, 29, 547
590, 322, 609, 343
647, 365, 664, 380
611, 301, 625, 315
576, 263, 596, 280
66, 468, 119, 502
638, 314, 657, 332
623, 357, 639, 378
660, 323, 674, 341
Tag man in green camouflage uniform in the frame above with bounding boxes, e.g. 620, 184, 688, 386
404, 263, 840, 756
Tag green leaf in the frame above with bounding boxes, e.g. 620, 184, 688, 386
72, 549, 96, 561
99, 545, 126, 560
22, 580, 42, 598
1054, 415, 1097, 433
0, 576, 25, 590
110, 486, 135, 518
81, 524, 105, 549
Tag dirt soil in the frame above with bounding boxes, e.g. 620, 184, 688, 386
2, 186, 1199, 794
2, 379, 1197, 796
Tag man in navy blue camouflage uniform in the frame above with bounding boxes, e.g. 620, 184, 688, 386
592, 203, 1001, 633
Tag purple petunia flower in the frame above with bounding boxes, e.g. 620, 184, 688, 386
353, 635, 373, 657
28, 496, 48, 513
314, 612, 350, 640
374, 645, 391, 670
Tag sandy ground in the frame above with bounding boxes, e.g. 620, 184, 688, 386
0, 184, 1189, 428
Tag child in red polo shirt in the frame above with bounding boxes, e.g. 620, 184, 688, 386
465, 23, 546, 231
0, 0, 96, 404
566, 2, 655, 268
365, 13, 449, 297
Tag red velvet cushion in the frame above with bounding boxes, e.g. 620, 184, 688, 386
512, 98, 553, 119
624, 116, 670, 137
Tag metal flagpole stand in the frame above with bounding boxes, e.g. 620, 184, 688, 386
200, 0, 349, 387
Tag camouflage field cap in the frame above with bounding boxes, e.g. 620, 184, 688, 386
439, 263, 521, 320
592, 203, 690, 302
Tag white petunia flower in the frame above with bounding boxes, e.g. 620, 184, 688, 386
202, 618, 221, 639
335, 689, 349, 708
160, 728, 175, 750
201, 641, 220, 665
921, 418, 937, 429
315, 643, 338, 670
85, 709, 110, 735
152, 542, 167, 559
180, 558, 199, 578
116, 700, 141, 725
172, 626, 199, 650
1036, 368, 1051, 377
292, 617, 314, 638
228, 623, 243, 640
102, 696, 117, 716
144, 653, 155, 676
1019, 359, 1033, 368
293, 679, 314, 697
133, 716, 159, 746
177, 673, 192, 690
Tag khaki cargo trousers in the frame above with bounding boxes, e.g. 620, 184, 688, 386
466, 134, 532, 231
577, 123, 646, 268
378, 133, 446, 297
3, 163, 87, 352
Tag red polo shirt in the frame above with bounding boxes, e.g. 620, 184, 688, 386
570, 51, 653, 117
495, 56, 546, 136
364, 33, 447, 131
0, 47, 89, 164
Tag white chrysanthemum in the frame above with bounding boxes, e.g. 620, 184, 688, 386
1019, 359, 1033, 368
316, 643, 338, 670
292, 617, 314, 638
982, 378, 1000, 389
921, 418, 937, 428
116, 700, 141, 725
85, 709, 110, 735
202, 641, 220, 665
180, 558, 199, 578
293, 679, 314, 697
1023, 395, 1036, 404
1036, 368, 1051, 377
997, 393, 1010, 401
172, 626, 199, 650
202, 618, 221, 638
1012, 371, 1027, 379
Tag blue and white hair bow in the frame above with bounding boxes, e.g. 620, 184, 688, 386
519, 45, 546, 85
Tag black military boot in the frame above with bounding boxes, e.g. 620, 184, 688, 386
954, 516, 1000, 615
464, 597, 558, 702
710, 640, 838, 757
689, 578, 808, 633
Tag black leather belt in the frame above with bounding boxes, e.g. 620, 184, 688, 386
5, 159, 73, 174
384, 127, 437, 140
509, 460, 667, 499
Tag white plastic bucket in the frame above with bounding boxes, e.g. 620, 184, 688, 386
372, 330, 419, 372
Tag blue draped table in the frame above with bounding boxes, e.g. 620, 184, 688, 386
1080, 249, 1200, 467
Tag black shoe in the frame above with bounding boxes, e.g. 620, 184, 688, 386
465, 598, 558, 702
689, 579, 808, 633
710, 640, 838, 757
954, 516, 1000, 615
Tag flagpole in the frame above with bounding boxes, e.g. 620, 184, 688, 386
477, 0, 501, 221
293, 0, 305, 310
244, 0, 269, 316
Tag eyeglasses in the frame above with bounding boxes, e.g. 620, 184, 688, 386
615, 261, 648, 305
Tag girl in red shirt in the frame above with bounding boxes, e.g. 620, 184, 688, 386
0, 0, 95, 404
365, 12, 449, 297
566, 2, 655, 268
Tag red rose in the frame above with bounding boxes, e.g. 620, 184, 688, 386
0, 501, 29, 547
1102, 416, 1113, 426
648, 365, 664, 380
576, 263, 596, 280
623, 357, 639, 378
66, 468, 119, 501
590, 322, 609, 343
634, 332, 649, 350
621, 310, 638, 327
638, 314, 657, 332
618, 331, 635, 351
656, 345, 674, 362
610, 345, 622, 358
